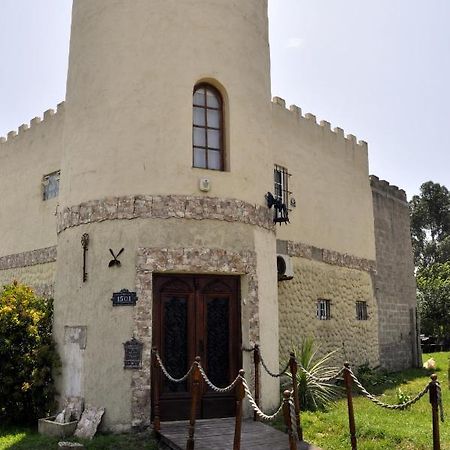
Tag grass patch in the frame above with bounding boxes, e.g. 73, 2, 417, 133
0, 426, 157, 450
295, 352, 450, 449
2, 353, 448, 449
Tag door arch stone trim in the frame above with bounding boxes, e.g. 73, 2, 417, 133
131, 247, 259, 427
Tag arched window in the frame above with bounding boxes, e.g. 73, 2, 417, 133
193, 84, 224, 171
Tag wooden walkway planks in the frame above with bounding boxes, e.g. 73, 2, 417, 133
156, 417, 320, 450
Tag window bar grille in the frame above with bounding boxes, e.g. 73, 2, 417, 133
274, 165, 292, 209
317, 299, 331, 320
356, 301, 368, 320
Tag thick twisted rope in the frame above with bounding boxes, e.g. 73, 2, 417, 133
241, 377, 284, 421
289, 397, 299, 440
260, 352, 290, 378
297, 364, 345, 383
348, 368, 429, 410
153, 351, 195, 383
197, 363, 242, 393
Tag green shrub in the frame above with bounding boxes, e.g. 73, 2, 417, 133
356, 363, 394, 388
0, 282, 60, 424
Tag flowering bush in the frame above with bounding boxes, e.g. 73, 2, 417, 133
0, 282, 60, 424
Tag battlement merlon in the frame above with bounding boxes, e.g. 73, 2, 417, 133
370, 175, 407, 203
271, 96, 368, 150
0, 101, 65, 146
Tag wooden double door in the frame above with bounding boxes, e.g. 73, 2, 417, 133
152, 274, 242, 421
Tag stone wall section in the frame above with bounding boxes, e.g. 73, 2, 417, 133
57, 196, 274, 234
132, 247, 258, 427
287, 241, 376, 273
0, 247, 57, 297
278, 257, 379, 367
0, 246, 57, 270
370, 176, 420, 370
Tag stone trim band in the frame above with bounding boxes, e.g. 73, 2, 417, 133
0, 246, 57, 270
57, 195, 274, 233
287, 241, 376, 273
132, 247, 259, 427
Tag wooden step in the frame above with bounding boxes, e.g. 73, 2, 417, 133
156, 418, 321, 450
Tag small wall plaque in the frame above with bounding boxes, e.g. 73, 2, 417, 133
123, 338, 143, 369
112, 289, 138, 306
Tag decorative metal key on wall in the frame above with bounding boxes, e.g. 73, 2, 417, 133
81, 233, 89, 282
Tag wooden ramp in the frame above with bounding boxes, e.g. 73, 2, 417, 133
156, 417, 320, 450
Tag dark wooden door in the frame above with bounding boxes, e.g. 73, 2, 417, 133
152, 274, 241, 421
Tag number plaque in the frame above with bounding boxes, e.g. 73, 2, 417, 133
123, 338, 143, 369
112, 289, 138, 306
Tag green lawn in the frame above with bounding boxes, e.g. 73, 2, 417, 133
0, 427, 157, 450
1, 353, 448, 449
299, 352, 450, 450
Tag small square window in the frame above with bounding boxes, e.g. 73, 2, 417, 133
42, 171, 60, 201
316, 299, 331, 320
356, 301, 368, 320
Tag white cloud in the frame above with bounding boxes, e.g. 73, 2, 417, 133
286, 37, 304, 49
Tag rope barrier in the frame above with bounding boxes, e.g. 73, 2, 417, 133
197, 364, 242, 393
241, 377, 285, 421
297, 364, 345, 383
348, 368, 430, 410
260, 351, 290, 378
289, 397, 299, 440
154, 347, 441, 420
153, 350, 196, 383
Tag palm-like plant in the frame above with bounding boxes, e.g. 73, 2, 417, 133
286, 337, 342, 411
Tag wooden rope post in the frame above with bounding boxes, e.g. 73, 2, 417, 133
151, 348, 161, 432
289, 351, 303, 441
282, 390, 298, 450
344, 363, 357, 450
233, 370, 246, 450
253, 344, 261, 421
429, 374, 441, 450
186, 357, 202, 450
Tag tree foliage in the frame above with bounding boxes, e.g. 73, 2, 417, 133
0, 282, 60, 424
410, 181, 450, 268
417, 262, 450, 342
410, 181, 450, 341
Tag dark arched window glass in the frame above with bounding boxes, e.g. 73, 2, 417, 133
193, 84, 224, 171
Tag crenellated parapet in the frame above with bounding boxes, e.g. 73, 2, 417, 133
0, 101, 65, 147
271, 96, 367, 150
370, 175, 407, 203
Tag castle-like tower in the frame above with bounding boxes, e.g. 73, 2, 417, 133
0, 0, 420, 432
55, 0, 279, 429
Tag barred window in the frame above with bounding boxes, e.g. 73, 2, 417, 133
42, 171, 60, 201
356, 301, 368, 320
274, 165, 290, 207
316, 299, 331, 321
193, 84, 224, 171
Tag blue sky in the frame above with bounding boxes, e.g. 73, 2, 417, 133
1, 0, 449, 198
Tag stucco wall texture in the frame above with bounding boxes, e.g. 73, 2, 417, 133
0, 106, 63, 256
278, 258, 379, 368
